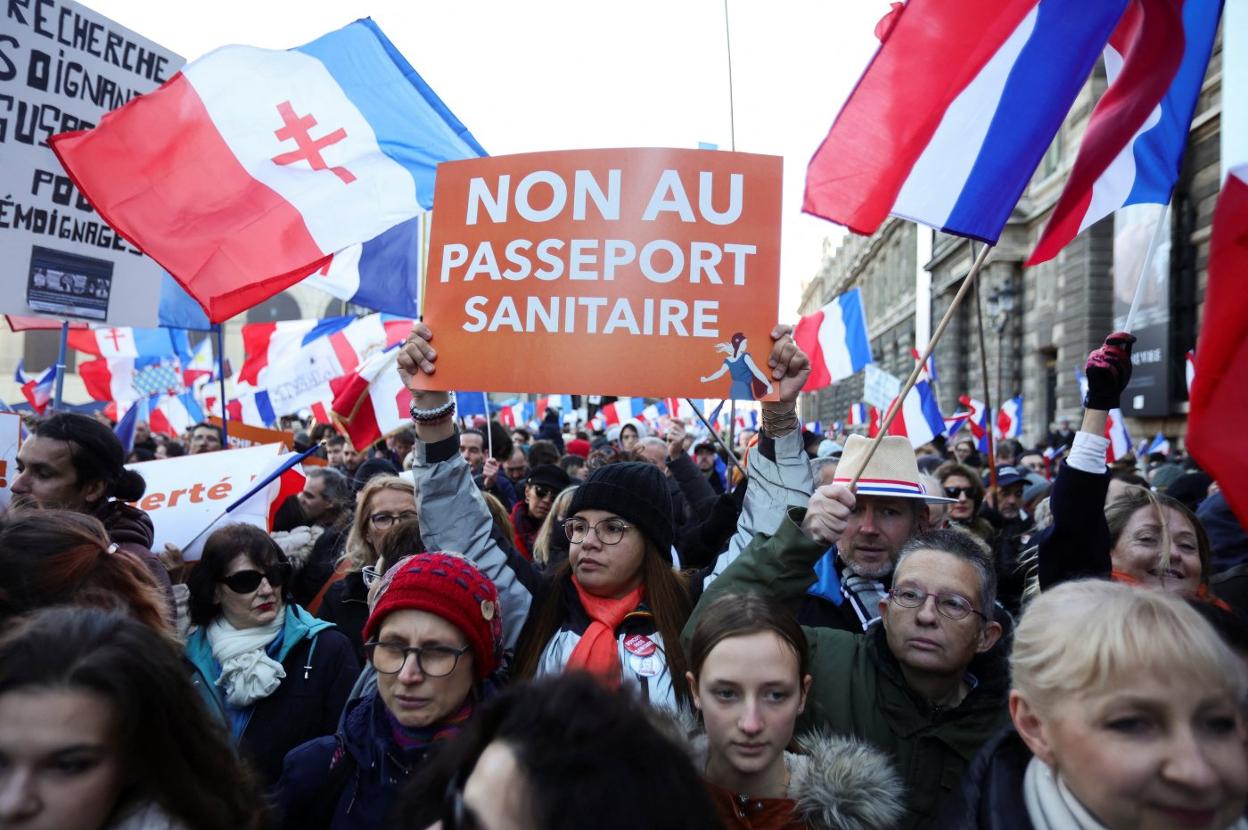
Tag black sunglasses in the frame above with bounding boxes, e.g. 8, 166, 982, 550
220, 563, 290, 594
944, 486, 974, 498
530, 484, 558, 500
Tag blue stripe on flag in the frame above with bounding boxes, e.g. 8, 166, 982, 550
255, 390, 276, 426
294, 20, 487, 210
158, 272, 214, 330
838, 288, 874, 372
300, 316, 354, 347
352, 218, 422, 317
943, 0, 1128, 240
1124, 0, 1221, 205
917, 381, 946, 438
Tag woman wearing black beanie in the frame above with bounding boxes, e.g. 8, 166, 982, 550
394, 322, 814, 710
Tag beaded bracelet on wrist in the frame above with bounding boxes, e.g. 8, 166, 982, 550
410, 398, 456, 423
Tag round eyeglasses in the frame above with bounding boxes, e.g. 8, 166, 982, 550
888, 586, 986, 621
563, 517, 632, 545
369, 511, 418, 529
364, 641, 471, 677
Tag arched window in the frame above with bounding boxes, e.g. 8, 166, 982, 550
245, 292, 302, 323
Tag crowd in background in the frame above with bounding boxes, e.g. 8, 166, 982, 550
1, 326, 1245, 830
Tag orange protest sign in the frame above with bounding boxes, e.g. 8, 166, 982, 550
417, 148, 782, 400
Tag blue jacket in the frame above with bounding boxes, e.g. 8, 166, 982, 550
186, 604, 359, 787
275, 692, 435, 830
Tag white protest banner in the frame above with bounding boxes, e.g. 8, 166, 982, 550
0, 0, 183, 325
863, 364, 902, 412
0, 412, 21, 510
126, 443, 288, 560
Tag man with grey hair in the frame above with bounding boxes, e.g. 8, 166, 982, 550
685, 501, 1008, 828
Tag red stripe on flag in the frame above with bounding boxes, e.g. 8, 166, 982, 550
49, 73, 327, 323
77, 358, 112, 402
238, 323, 277, 387
1027, 0, 1185, 265
1189, 169, 1248, 526
793, 310, 831, 390
803, 0, 1037, 234
328, 331, 360, 376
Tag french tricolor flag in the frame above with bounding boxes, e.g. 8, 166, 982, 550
330, 344, 412, 450
805, 0, 1128, 242
886, 379, 946, 448
959, 394, 992, 452
15, 363, 55, 414
996, 396, 1024, 440
150, 392, 207, 438
51, 20, 485, 322
793, 288, 874, 390
846, 403, 869, 427
1029, 0, 1219, 264
1144, 432, 1171, 457
227, 390, 278, 428
1106, 408, 1134, 462
237, 313, 409, 391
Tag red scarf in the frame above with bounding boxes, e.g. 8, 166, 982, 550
567, 577, 644, 688
1110, 570, 1231, 612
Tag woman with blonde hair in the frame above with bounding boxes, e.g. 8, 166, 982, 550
531, 486, 578, 569
317, 474, 418, 659
943, 579, 1247, 829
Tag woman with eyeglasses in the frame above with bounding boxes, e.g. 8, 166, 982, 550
185, 523, 359, 787
316, 475, 420, 661
395, 321, 814, 711
276, 551, 505, 830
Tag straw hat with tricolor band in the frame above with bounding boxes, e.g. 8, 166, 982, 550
831, 435, 957, 503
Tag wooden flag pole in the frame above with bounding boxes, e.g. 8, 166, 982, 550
850, 243, 994, 490
971, 241, 998, 491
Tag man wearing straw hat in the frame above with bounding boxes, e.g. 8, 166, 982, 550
797, 434, 957, 633
684, 442, 1009, 827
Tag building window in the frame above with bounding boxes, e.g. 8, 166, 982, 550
244, 292, 302, 324
23, 330, 76, 374
1041, 130, 1064, 179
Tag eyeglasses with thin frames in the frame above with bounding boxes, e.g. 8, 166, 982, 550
888, 586, 987, 621
364, 641, 471, 677
361, 565, 381, 588
563, 517, 632, 545
369, 511, 418, 529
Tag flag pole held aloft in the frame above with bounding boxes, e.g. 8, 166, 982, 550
849, 244, 994, 491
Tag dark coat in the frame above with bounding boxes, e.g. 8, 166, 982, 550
317, 571, 370, 663
186, 605, 360, 787
936, 727, 1035, 829
1034, 463, 1113, 590
291, 524, 349, 608
91, 499, 174, 618
276, 692, 435, 830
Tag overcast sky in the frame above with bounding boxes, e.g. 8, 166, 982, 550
86, 0, 886, 320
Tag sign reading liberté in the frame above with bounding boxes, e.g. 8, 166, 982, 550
0, 0, 182, 325
417, 148, 783, 400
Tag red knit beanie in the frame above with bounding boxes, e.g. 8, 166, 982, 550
362, 552, 504, 682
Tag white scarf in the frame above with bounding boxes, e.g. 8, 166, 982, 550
206, 616, 285, 707
1023, 757, 1107, 830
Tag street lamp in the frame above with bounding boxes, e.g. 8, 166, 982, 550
987, 283, 1017, 418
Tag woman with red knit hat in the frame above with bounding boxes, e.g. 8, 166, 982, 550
275, 552, 504, 830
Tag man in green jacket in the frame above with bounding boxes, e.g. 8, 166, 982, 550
685, 440, 1009, 829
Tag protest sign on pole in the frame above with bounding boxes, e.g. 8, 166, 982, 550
863, 364, 902, 412
418, 148, 783, 400
0, 412, 22, 510
126, 443, 286, 560
0, 0, 183, 325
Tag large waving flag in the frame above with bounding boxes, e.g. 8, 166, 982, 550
51, 19, 485, 322
1189, 163, 1248, 525
307, 215, 426, 317
793, 288, 874, 390
330, 344, 412, 450
1029, 0, 1219, 264
804, 0, 1129, 242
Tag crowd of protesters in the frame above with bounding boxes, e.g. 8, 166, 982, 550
1, 324, 1245, 830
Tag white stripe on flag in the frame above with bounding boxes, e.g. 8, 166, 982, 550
817, 306, 853, 381
892, 6, 1039, 228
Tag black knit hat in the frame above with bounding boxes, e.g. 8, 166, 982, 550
566, 462, 674, 556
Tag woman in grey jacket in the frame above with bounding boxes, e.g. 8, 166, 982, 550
396, 321, 814, 710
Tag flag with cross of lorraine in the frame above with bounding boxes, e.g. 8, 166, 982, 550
50, 19, 486, 322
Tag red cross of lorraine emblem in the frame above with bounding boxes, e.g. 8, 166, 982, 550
271, 101, 356, 184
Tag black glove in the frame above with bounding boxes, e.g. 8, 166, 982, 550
1084, 331, 1137, 411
